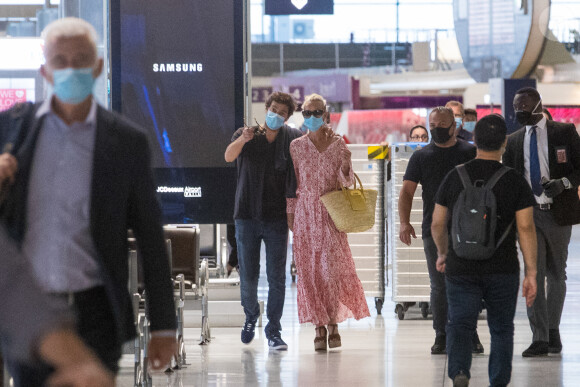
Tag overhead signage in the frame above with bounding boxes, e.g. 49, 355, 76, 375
265, 0, 333, 15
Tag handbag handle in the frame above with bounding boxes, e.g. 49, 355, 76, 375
335, 172, 364, 191
336, 173, 366, 204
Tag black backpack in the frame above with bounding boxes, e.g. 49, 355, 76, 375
451, 164, 514, 260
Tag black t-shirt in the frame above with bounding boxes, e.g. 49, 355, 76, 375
435, 159, 536, 275
261, 141, 287, 219
231, 125, 302, 221
403, 140, 476, 238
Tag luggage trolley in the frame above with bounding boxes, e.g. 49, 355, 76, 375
348, 144, 386, 314
388, 143, 431, 320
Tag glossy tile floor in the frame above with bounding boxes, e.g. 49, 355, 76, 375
117, 227, 580, 386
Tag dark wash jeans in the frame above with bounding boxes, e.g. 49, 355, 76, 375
235, 218, 288, 339
446, 273, 519, 387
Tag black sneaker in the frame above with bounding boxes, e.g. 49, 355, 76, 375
268, 336, 288, 350
472, 331, 484, 354
431, 335, 446, 355
241, 320, 256, 344
522, 341, 548, 357
453, 372, 469, 387
549, 329, 562, 354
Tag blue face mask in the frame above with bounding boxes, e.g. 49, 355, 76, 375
454, 117, 463, 129
52, 67, 95, 104
463, 121, 476, 132
304, 116, 324, 132
265, 110, 285, 130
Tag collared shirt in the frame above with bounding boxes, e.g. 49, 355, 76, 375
523, 116, 551, 204
22, 97, 102, 293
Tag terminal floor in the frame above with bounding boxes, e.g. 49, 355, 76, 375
117, 227, 580, 386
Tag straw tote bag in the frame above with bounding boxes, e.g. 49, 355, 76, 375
320, 173, 377, 233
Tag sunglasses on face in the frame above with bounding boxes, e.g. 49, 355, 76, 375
410, 135, 429, 141
302, 109, 325, 118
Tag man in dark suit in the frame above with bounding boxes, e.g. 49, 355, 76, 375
503, 87, 580, 357
0, 17, 176, 385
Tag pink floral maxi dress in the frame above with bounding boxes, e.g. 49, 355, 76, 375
287, 136, 370, 326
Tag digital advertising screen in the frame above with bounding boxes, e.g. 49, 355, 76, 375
111, 0, 244, 224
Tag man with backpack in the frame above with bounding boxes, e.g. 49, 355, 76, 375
431, 114, 538, 387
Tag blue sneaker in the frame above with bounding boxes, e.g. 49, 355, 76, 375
268, 336, 288, 350
241, 320, 256, 344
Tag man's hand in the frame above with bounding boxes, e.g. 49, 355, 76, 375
436, 254, 446, 273
287, 213, 294, 231
148, 335, 177, 370
399, 222, 416, 245
0, 152, 17, 186
47, 361, 115, 387
522, 274, 537, 308
542, 178, 565, 198
240, 126, 255, 144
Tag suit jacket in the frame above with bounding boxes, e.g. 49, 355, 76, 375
0, 102, 176, 345
503, 120, 580, 226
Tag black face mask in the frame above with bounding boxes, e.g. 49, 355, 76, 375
430, 124, 453, 144
515, 99, 542, 126
515, 111, 533, 126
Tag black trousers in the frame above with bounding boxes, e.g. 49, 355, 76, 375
7, 286, 121, 387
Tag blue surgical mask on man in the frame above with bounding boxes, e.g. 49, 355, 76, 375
265, 110, 285, 130
52, 67, 95, 104
463, 121, 476, 132
303, 116, 324, 132
454, 117, 463, 129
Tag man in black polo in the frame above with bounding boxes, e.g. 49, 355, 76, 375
398, 106, 480, 355
432, 114, 537, 387
503, 87, 580, 357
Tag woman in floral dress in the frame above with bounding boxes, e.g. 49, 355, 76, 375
287, 94, 370, 351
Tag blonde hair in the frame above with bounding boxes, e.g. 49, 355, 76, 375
445, 100, 464, 117
303, 93, 327, 109
42, 17, 98, 58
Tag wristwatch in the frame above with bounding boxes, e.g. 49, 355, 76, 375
562, 177, 572, 189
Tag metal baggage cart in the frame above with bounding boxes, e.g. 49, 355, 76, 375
388, 143, 431, 320
348, 144, 386, 314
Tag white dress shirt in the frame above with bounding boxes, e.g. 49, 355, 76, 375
523, 116, 551, 204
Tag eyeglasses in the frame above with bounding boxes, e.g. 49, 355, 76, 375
302, 109, 325, 118
410, 135, 429, 141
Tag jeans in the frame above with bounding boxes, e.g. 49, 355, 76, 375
235, 218, 288, 339
423, 237, 448, 336
446, 273, 519, 387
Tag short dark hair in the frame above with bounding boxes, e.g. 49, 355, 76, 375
474, 114, 507, 151
265, 91, 296, 118
430, 106, 454, 121
409, 125, 427, 137
515, 87, 541, 103
464, 108, 477, 119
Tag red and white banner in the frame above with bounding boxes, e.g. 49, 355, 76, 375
0, 89, 27, 112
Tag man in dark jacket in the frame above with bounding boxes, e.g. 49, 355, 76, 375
503, 87, 580, 357
0, 17, 176, 385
